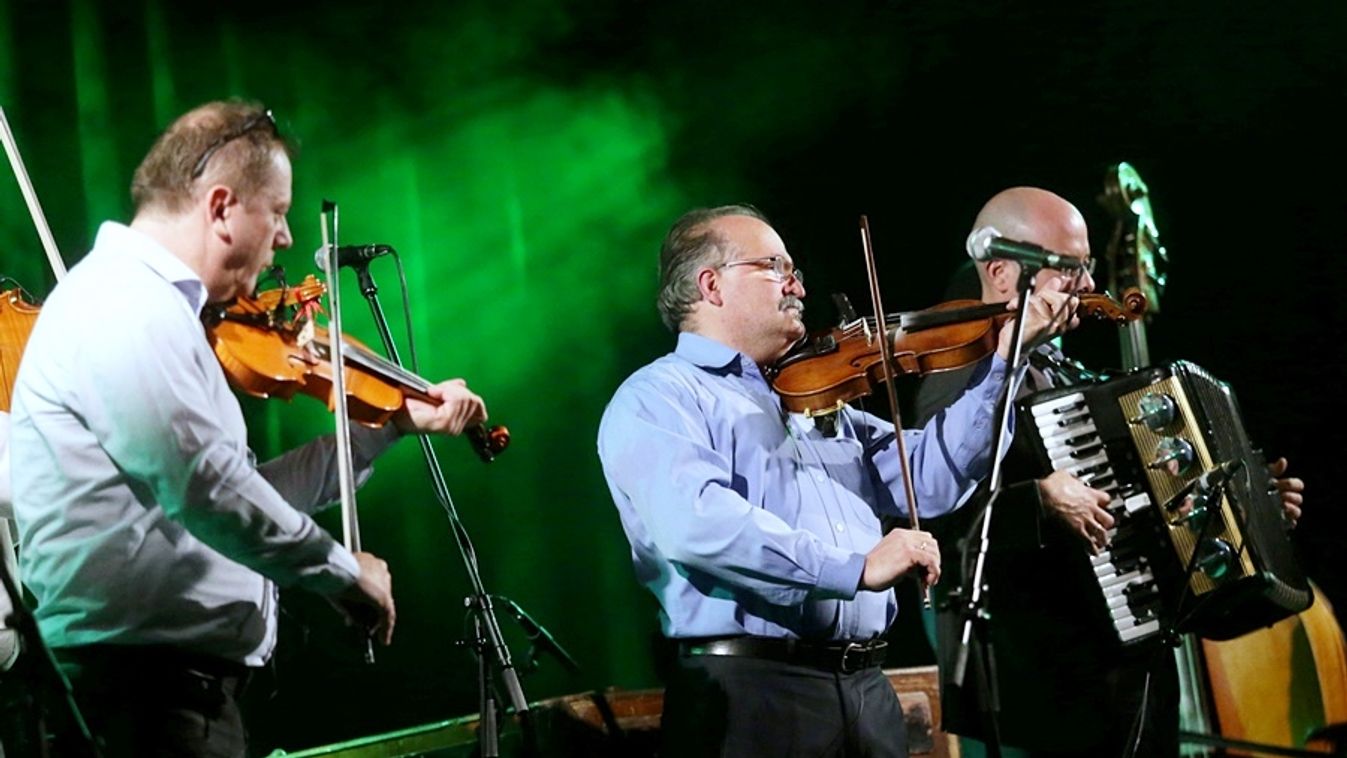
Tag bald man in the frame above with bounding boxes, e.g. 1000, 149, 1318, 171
912, 188, 1179, 757
916, 188, 1304, 758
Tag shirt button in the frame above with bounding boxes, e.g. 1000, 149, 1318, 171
814, 472, 826, 482
835, 522, 846, 533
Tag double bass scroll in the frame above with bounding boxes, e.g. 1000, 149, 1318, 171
1099, 161, 1166, 370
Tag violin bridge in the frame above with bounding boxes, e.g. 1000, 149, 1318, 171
297, 318, 316, 350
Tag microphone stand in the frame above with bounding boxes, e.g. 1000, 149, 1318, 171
950, 265, 1039, 758
347, 263, 532, 758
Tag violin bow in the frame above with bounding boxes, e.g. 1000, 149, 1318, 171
859, 216, 932, 609
318, 200, 375, 664
1, 107, 107, 755
0, 107, 67, 282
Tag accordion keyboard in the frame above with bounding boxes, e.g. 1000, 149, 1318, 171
1021, 361, 1311, 643
1030, 391, 1164, 644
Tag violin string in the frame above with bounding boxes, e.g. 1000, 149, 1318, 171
320, 333, 433, 395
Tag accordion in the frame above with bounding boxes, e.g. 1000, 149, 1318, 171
1018, 360, 1311, 644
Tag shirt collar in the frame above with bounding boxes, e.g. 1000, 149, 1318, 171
675, 332, 750, 376
93, 221, 208, 315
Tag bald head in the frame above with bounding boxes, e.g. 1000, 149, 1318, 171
971, 187, 1093, 301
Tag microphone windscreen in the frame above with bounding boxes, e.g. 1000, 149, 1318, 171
966, 226, 1001, 262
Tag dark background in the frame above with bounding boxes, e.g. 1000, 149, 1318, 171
1, 0, 1343, 752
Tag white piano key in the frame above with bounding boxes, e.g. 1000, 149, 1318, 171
1045, 435, 1100, 460
1099, 569, 1145, 589
1035, 408, 1092, 433
1118, 618, 1162, 643
1040, 420, 1098, 446
1110, 603, 1140, 622
1064, 451, 1110, 475
1123, 493, 1153, 514
1029, 392, 1087, 416
1102, 570, 1154, 593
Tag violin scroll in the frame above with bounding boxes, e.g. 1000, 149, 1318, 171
467, 424, 511, 462
1077, 289, 1148, 324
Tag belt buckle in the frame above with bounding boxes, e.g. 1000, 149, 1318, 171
839, 642, 866, 674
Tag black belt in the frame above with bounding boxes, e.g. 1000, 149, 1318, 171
55, 644, 253, 702
678, 636, 888, 674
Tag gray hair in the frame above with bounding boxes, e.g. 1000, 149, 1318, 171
656, 204, 768, 332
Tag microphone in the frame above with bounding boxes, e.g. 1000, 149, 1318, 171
498, 596, 581, 674
1195, 458, 1245, 495
966, 226, 1085, 271
1166, 459, 1245, 513
314, 244, 395, 270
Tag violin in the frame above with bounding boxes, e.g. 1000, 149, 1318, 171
204, 275, 510, 462
770, 290, 1147, 417
0, 286, 42, 412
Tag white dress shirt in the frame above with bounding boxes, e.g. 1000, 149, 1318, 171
11, 222, 397, 666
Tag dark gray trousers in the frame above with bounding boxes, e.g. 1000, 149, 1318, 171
55, 644, 250, 758
660, 654, 909, 757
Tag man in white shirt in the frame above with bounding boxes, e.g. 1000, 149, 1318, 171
10, 101, 486, 757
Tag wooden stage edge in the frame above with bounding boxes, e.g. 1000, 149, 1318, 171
266, 665, 953, 757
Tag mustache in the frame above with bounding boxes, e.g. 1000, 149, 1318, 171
779, 296, 804, 315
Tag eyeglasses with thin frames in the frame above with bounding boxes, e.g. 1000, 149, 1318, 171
717, 255, 804, 286
190, 109, 278, 179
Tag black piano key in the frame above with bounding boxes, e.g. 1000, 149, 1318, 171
1086, 474, 1117, 491
1071, 443, 1105, 460
1051, 401, 1087, 416
1077, 462, 1111, 478
1065, 431, 1100, 447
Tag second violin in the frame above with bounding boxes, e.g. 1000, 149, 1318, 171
770, 290, 1146, 417
204, 275, 510, 462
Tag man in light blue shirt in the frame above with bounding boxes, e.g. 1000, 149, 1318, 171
597, 205, 1078, 756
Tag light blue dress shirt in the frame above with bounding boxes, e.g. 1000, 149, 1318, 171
598, 332, 1016, 641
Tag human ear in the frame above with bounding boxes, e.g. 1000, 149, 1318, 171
206, 185, 236, 242
696, 267, 724, 307
987, 259, 1021, 298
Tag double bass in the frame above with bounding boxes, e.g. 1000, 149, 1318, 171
1100, 162, 1347, 754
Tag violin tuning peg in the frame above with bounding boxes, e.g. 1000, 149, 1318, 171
832, 293, 858, 325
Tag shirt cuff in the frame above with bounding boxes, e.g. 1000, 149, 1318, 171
980, 353, 1011, 400
298, 538, 362, 597
815, 549, 866, 600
